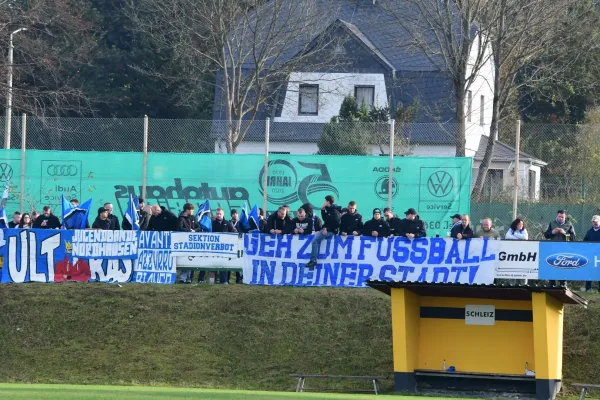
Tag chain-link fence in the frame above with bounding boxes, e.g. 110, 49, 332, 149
0, 116, 465, 155
0, 115, 598, 235
473, 122, 600, 237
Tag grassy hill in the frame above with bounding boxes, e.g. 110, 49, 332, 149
0, 284, 393, 392
0, 283, 598, 395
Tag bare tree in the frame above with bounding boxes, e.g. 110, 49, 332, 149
380, 0, 497, 157
0, 0, 99, 117
128, 0, 341, 153
471, 0, 596, 200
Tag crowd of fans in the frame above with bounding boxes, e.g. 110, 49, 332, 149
8, 197, 600, 289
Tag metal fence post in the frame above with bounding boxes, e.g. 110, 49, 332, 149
512, 119, 521, 220
19, 113, 26, 212
142, 115, 148, 199
263, 118, 270, 215
388, 119, 395, 210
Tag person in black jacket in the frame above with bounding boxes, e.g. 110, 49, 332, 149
290, 207, 313, 235
305, 195, 341, 268
8, 212, 20, 228
212, 208, 236, 284
301, 203, 322, 233
363, 208, 390, 237
92, 207, 112, 230
584, 215, 600, 291
230, 209, 240, 232
178, 203, 200, 284
266, 206, 292, 234
340, 200, 363, 236
395, 208, 427, 239
178, 203, 200, 232
147, 205, 178, 232
104, 203, 120, 230
33, 206, 61, 229
384, 207, 399, 236
257, 208, 267, 232
451, 214, 474, 240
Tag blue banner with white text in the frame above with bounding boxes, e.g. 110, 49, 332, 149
0, 228, 136, 283
242, 233, 498, 287
1, 229, 72, 283
132, 231, 176, 284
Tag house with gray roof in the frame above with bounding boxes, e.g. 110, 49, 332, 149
212, 0, 545, 200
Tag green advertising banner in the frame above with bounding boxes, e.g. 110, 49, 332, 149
0, 150, 471, 234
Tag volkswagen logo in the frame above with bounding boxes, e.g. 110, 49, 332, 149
0, 163, 13, 182
374, 176, 399, 201
427, 171, 454, 197
545, 253, 588, 269
46, 165, 78, 177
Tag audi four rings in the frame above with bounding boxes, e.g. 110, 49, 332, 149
46, 165, 78, 176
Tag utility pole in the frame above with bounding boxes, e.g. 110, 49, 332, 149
5, 28, 28, 149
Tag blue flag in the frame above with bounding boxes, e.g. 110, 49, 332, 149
239, 202, 250, 230
133, 195, 140, 210
0, 207, 8, 229
125, 194, 140, 231
0, 186, 8, 208
62, 195, 92, 230
196, 200, 212, 232
0, 186, 9, 228
249, 204, 260, 231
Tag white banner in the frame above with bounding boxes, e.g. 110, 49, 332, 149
243, 233, 499, 287
171, 232, 244, 270
496, 241, 539, 279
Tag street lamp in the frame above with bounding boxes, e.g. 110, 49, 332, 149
5, 27, 27, 149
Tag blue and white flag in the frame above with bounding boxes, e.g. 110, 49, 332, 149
62, 196, 92, 230
249, 205, 260, 231
0, 209, 7, 229
0, 186, 8, 208
125, 194, 140, 231
0, 186, 9, 228
239, 202, 250, 230
196, 200, 212, 232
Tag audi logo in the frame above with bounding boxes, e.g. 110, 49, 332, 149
46, 165, 78, 177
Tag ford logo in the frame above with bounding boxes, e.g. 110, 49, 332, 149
545, 253, 589, 269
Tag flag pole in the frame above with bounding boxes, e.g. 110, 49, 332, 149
262, 118, 270, 216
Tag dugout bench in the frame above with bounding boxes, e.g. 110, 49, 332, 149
366, 281, 587, 400
289, 374, 386, 395
573, 383, 600, 399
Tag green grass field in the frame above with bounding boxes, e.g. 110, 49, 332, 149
0, 284, 598, 397
0, 384, 472, 400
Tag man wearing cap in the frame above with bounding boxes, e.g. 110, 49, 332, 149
584, 215, 600, 291
362, 208, 390, 237
92, 207, 111, 230
449, 214, 461, 235
395, 208, 426, 239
